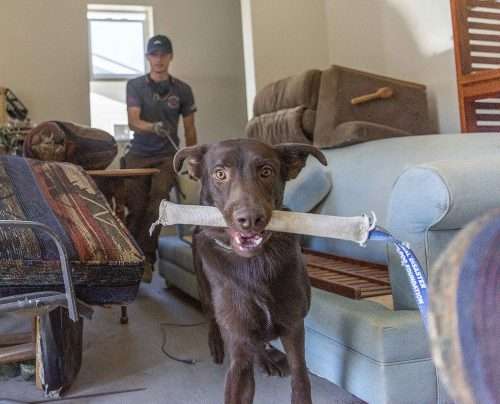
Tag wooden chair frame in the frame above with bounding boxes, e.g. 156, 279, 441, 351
0, 220, 93, 395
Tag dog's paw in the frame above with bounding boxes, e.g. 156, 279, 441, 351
208, 321, 224, 364
257, 346, 290, 377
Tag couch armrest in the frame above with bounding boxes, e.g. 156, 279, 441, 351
386, 157, 500, 310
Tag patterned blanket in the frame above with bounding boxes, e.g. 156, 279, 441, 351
0, 156, 144, 304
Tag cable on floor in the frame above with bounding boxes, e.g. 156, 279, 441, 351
159, 321, 206, 365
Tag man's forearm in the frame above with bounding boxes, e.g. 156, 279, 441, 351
129, 118, 155, 134
185, 127, 197, 146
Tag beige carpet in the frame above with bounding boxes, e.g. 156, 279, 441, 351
0, 273, 364, 404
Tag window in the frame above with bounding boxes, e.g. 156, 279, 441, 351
88, 5, 152, 80
87, 5, 152, 142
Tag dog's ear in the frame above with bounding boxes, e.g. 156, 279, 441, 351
273, 143, 327, 180
173, 145, 208, 180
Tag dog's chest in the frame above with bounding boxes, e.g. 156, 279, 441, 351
196, 231, 308, 340
205, 248, 303, 340
214, 282, 279, 340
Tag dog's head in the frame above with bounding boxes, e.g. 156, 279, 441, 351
174, 139, 327, 257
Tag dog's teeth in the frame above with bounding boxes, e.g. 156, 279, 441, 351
249, 237, 262, 247
232, 232, 265, 250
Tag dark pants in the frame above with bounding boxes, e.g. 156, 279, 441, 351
123, 152, 176, 263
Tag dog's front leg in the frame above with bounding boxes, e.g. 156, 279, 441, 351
208, 318, 224, 364
281, 322, 312, 404
193, 231, 225, 364
224, 340, 255, 404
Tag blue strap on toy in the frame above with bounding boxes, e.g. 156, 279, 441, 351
368, 226, 429, 329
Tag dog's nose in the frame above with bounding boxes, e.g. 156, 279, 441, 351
234, 209, 266, 231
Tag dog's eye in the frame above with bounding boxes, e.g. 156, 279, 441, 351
260, 166, 274, 178
213, 168, 227, 181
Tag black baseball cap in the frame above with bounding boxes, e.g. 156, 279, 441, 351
146, 35, 173, 55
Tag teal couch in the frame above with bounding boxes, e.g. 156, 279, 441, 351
158, 133, 500, 403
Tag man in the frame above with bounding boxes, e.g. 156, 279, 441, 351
125, 34, 197, 282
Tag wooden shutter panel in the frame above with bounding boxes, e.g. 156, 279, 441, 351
451, 0, 500, 132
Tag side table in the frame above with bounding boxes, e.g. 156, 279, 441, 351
87, 168, 160, 324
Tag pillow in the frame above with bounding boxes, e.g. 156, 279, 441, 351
284, 157, 332, 212
24, 121, 118, 170
246, 106, 311, 145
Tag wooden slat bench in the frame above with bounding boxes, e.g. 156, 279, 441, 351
303, 249, 392, 300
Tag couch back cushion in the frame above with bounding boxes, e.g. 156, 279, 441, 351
246, 106, 312, 145
248, 69, 321, 145
253, 69, 322, 116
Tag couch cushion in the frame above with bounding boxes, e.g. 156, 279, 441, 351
254, 69, 321, 116
246, 106, 311, 145
0, 156, 143, 304
158, 236, 195, 273
159, 260, 199, 299
307, 288, 430, 363
302, 108, 316, 138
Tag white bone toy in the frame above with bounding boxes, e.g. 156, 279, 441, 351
150, 201, 376, 246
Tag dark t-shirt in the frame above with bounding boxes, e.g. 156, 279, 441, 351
126, 74, 196, 156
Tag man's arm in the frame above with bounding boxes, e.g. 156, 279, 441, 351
127, 107, 155, 134
183, 113, 197, 146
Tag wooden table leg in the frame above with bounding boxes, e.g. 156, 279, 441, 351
120, 305, 128, 325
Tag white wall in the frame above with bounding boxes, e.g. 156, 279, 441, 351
246, 0, 330, 93
0, 0, 247, 143
0, 1, 91, 125
325, 0, 460, 133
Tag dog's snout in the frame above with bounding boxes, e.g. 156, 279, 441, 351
234, 209, 266, 232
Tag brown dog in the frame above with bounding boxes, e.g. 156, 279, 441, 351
174, 139, 327, 404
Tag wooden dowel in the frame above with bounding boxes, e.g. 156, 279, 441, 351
351, 87, 394, 105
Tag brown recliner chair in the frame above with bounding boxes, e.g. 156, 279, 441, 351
246, 65, 434, 147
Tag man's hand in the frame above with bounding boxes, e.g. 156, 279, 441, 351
152, 121, 179, 150
127, 108, 174, 140
152, 121, 174, 139
152, 121, 168, 137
